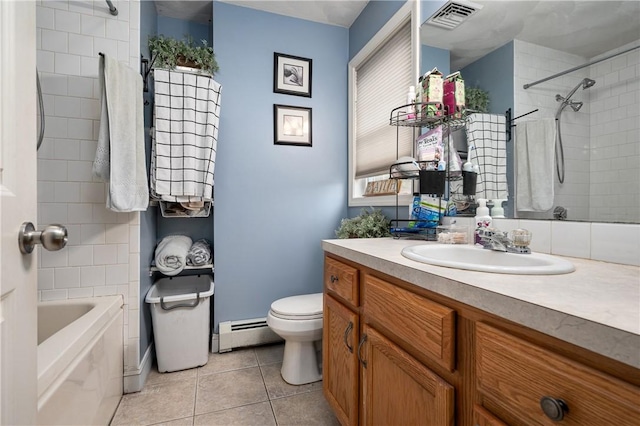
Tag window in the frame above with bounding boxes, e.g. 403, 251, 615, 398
348, 2, 418, 206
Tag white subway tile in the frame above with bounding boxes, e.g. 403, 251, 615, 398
117, 244, 129, 264
67, 160, 93, 181
68, 245, 94, 266
43, 95, 56, 114
116, 0, 130, 22
94, 244, 118, 265
94, 37, 118, 59
80, 223, 106, 245
93, 203, 119, 224
41, 289, 68, 301
129, 1, 139, 30
117, 40, 130, 62
106, 223, 129, 244
68, 118, 94, 139
128, 253, 140, 281
117, 284, 130, 302
40, 248, 68, 268
54, 96, 81, 118
65, 224, 82, 245
67, 202, 93, 224
54, 181, 80, 202
94, 285, 118, 296
128, 309, 139, 338
38, 268, 55, 290
38, 182, 56, 202
106, 19, 129, 41
36, 28, 41, 50
80, 139, 98, 161
55, 53, 81, 75
129, 28, 139, 58
80, 98, 100, 119
38, 159, 68, 181
44, 116, 68, 138
591, 223, 640, 266
551, 221, 591, 258
81, 56, 99, 77
38, 202, 68, 224
55, 9, 81, 33
94, 0, 116, 18
37, 137, 56, 160
68, 287, 94, 298
68, 33, 93, 56
106, 264, 129, 285
45, 1, 69, 11
68, 1, 93, 14
81, 14, 105, 37
54, 267, 81, 288
80, 265, 106, 286
67, 76, 94, 98
37, 6, 55, 29
37, 50, 55, 73
80, 182, 105, 203
129, 224, 139, 252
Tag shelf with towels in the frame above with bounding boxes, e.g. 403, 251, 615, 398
149, 263, 214, 277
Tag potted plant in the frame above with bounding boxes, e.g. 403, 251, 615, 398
336, 208, 392, 239
465, 87, 490, 113
148, 35, 219, 75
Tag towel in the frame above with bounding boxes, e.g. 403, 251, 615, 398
154, 235, 193, 276
466, 113, 509, 200
94, 54, 148, 212
150, 69, 222, 203
515, 119, 556, 211
186, 239, 212, 266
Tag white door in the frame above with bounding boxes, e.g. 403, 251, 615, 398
0, 1, 38, 424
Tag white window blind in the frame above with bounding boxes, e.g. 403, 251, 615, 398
355, 21, 412, 179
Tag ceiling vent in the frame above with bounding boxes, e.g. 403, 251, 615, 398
425, 0, 483, 30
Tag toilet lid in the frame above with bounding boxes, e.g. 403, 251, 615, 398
270, 293, 323, 319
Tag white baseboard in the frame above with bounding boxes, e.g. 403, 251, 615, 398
123, 343, 154, 394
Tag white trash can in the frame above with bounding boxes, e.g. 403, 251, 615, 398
145, 275, 214, 372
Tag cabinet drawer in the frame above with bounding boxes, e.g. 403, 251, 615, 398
476, 322, 640, 425
324, 257, 359, 307
363, 275, 456, 371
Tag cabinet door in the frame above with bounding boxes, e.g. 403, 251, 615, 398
361, 325, 454, 426
323, 295, 359, 426
473, 405, 508, 426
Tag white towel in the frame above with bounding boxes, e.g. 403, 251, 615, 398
150, 69, 222, 203
154, 235, 193, 276
516, 119, 556, 211
186, 239, 212, 266
93, 54, 149, 212
466, 113, 509, 200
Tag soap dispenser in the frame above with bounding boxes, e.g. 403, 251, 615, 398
474, 198, 492, 244
490, 199, 507, 219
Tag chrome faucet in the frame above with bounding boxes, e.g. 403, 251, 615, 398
477, 228, 532, 254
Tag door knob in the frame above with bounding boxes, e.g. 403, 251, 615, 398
19, 222, 68, 254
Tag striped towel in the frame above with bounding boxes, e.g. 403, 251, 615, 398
466, 113, 509, 200
151, 69, 222, 202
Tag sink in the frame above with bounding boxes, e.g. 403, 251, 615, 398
401, 244, 575, 275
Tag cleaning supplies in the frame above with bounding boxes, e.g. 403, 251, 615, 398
490, 199, 507, 218
474, 198, 492, 244
406, 85, 416, 120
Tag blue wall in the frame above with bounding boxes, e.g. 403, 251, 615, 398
421, 44, 450, 76
212, 2, 349, 329
349, 1, 405, 60
157, 15, 212, 46
461, 41, 515, 216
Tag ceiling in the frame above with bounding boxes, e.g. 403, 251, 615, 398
153, 1, 640, 69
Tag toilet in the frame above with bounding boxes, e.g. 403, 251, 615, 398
266, 293, 323, 385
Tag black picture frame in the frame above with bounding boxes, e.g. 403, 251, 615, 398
273, 104, 312, 147
273, 52, 312, 98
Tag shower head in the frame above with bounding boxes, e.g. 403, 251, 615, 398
582, 78, 596, 89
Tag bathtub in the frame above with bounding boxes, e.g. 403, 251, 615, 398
37, 296, 123, 425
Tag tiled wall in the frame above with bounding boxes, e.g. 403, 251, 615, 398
588, 41, 640, 223
513, 39, 640, 223
36, 0, 141, 376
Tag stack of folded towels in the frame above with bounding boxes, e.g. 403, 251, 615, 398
154, 236, 213, 276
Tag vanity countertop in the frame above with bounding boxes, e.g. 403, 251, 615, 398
322, 238, 640, 369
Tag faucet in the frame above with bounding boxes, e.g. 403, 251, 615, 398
477, 227, 531, 254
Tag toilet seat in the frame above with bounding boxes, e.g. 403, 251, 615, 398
270, 293, 323, 321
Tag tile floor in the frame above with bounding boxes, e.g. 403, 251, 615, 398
110, 343, 339, 426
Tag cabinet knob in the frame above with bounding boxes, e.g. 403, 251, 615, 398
357, 334, 368, 368
330, 275, 338, 283
540, 396, 568, 421
343, 321, 354, 353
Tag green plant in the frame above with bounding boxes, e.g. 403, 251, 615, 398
148, 35, 219, 75
465, 87, 490, 113
336, 208, 391, 239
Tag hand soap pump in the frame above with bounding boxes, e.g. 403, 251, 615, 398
490, 199, 506, 219
474, 198, 492, 244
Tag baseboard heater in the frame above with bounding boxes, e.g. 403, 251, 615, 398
218, 317, 282, 353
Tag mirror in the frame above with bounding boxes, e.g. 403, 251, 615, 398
420, 0, 640, 224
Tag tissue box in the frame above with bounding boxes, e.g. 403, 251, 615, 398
444, 72, 465, 118
420, 67, 443, 117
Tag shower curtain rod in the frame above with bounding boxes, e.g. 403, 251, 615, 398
523, 44, 639, 90
105, 0, 118, 16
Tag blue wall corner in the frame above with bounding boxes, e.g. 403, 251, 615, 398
349, 0, 406, 60
157, 15, 212, 46
421, 44, 450, 76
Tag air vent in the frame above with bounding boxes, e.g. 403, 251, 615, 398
426, 0, 483, 30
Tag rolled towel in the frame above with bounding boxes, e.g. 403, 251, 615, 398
154, 235, 193, 276
187, 239, 212, 266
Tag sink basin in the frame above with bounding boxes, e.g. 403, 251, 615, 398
401, 244, 575, 275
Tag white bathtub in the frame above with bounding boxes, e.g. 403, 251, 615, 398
37, 296, 124, 425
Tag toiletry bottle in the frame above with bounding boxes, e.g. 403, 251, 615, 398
406, 85, 416, 119
490, 199, 506, 218
474, 198, 492, 244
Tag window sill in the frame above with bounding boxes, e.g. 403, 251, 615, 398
349, 193, 413, 208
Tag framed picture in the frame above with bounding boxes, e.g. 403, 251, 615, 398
273, 104, 312, 147
273, 52, 312, 97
